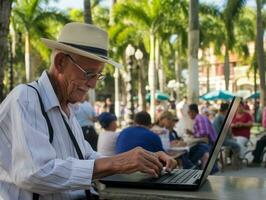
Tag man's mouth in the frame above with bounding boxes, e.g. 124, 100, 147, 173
78, 87, 88, 93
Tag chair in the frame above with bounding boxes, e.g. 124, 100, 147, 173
219, 146, 236, 171
218, 146, 226, 171
219, 146, 242, 170
262, 148, 266, 167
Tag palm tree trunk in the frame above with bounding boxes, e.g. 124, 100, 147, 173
155, 36, 163, 92
0, 0, 12, 101
206, 48, 211, 93
114, 68, 120, 119
224, 44, 230, 90
188, 0, 199, 104
109, 0, 116, 25
174, 50, 180, 101
10, 24, 16, 57
256, 0, 266, 108
84, 0, 93, 24
158, 56, 164, 92
149, 32, 156, 122
25, 31, 31, 82
110, 0, 120, 119
84, 0, 95, 105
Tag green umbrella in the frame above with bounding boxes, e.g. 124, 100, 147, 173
246, 91, 259, 99
200, 90, 235, 101
146, 91, 170, 101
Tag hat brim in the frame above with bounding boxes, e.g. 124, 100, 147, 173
41, 38, 123, 68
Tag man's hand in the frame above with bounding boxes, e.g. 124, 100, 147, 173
155, 151, 178, 173
171, 140, 187, 147
93, 147, 166, 179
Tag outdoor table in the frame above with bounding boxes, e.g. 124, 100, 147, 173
98, 175, 266, 200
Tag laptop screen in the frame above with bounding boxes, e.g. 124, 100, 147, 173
198, 97, 240, 185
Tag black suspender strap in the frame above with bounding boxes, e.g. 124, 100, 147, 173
60, 113, 85, 159
26, 83, 91, 200
26, 84, 54, 143
60, 113, 91, 200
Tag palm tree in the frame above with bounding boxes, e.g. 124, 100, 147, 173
113, 0, 183, 122
202, 3, 257, 96
198, 1, 247, 91
84, 0, 95, 105
256, 0, 266, 108
12, 0, 69, 82
108, 20, 143, 110
112, 0, 159, 121
222, 0, 247, 90
188, 0, 199, 103
84, 0, 92, 24
0, 0, 12, 101
199, 4, 223, 93
159, 1, 188, 101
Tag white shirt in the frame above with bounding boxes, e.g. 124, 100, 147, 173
0, 71, 101, 200
75, 101, 96, 127
97, 130, 119, 156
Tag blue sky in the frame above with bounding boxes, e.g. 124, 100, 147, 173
48, 0, 257, 10
48, 0, 110, 10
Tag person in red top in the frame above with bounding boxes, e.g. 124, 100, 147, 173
231, 101, 253, 158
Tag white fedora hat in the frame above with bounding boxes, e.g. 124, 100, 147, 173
41, 22, 122, 68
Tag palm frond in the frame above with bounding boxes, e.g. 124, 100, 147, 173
200, 3, 221, 17
33, 10, 70, 25
223, 0, 247, 49
113, 2, 151, 29
29, 0, 40, 19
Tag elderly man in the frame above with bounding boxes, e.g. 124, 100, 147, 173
0, 23, 176, 200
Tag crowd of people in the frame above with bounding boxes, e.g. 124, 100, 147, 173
77, 94, 266, 172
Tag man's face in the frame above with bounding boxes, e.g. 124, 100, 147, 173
188, 109, 196, 119
59, 53, 105, 103
237, 104, 244, 114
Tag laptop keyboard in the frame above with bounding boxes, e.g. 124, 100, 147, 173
155, 169, 201, 184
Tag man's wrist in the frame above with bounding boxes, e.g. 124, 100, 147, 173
93, 157, 117, 179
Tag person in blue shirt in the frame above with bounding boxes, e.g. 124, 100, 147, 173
116, 111, 164, 153
115, 111, 194, 169
75, 97, 98, 150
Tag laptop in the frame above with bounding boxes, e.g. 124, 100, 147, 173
100, 97, 240, 191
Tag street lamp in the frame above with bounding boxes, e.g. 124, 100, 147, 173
125, 44, 135, 124
135, 49, 146, 111
135, 49, 143, 60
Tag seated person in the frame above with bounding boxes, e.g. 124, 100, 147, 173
75, 97, 98, 151
231, 101, 253, 158
186, 104, 218, 170
116, 111, 165, 153
116, 111, 194, 169
251, 134, 266, 166
213, 103, 241, 160
251, 107, 266, 166
158, 110, 210, 170
186, 104, 217, 146
154, 110, 185, 146
97, 112, 119, 156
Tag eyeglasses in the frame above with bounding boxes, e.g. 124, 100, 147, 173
65, 54, 105, 81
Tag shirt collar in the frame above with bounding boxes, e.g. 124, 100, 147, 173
37, 71, 60, 112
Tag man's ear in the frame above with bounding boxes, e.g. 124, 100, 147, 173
54, 52, 67, 73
